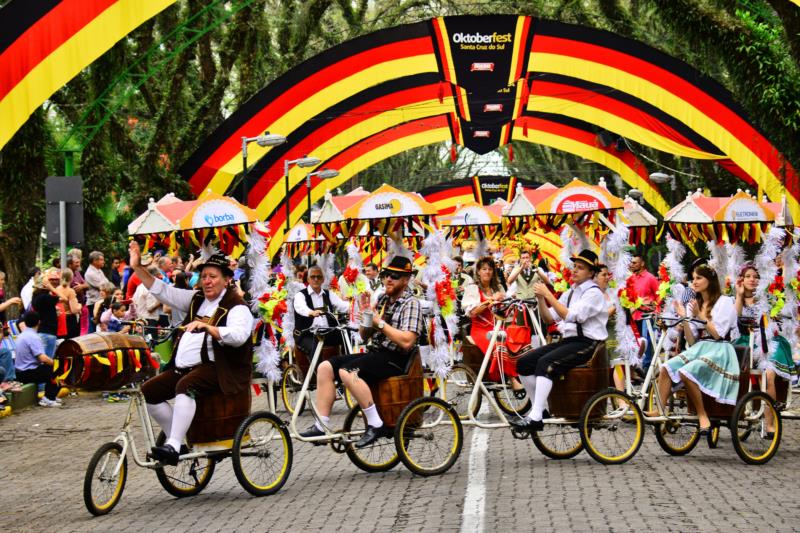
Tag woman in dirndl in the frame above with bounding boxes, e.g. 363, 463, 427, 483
734, 263, 795, 434
647, 262, 739, 433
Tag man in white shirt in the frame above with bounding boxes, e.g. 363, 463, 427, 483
510, 249, 609, 433
293, 265, 350, 356
84, 251, 110, 332
128, 241, 253, 466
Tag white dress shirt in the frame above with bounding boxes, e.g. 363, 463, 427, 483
548, 279, 609, 341
149, 279, 253, 368
687, 295, 738, 341
293, 287, 350, 329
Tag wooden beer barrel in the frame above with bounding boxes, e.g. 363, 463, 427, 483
548, 342, 609, 420
187, 388, 251, 445
55, 332, 153, 390
369, 352, 423, 428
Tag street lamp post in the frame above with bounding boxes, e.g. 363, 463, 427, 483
284, 155, 321, 231
649, 172, 678, 204
231, 132, 286, 204
305, 168, 339, 222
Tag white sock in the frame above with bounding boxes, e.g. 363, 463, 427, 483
362, 404, 383, 428
530, 376, 553, 421
519, 374, 537, 400
166, 393, 196, 451
314, 415, 330, 432
146, 402, 173, 437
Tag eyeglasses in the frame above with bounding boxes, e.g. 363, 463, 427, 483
382, 272, 404, 281
308, 275, 324, 280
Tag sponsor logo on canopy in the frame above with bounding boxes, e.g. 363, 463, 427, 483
191, 200, 249, 228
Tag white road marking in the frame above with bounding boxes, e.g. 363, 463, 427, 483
461, 405, 490, 533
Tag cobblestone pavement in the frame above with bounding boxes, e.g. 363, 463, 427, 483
1, 391, 798, 532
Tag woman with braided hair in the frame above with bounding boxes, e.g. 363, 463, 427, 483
645, 261, 739, 434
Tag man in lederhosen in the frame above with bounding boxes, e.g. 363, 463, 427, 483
510, 249, 609, 433
293, 265, 350, 356
299, 256, 424, 448
128, 241, 253, 465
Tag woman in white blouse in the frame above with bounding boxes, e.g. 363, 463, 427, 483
646, 263, 739, 433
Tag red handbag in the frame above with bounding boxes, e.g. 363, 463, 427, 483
505, 307, 532, 353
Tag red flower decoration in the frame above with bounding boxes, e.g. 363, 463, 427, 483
275, 272, 286, 292
343, 265, 358, 284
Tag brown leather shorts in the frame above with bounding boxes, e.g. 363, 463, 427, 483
141, 363, 221, 403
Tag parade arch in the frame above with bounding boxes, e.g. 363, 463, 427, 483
178, 15, 799, 257
0, 0, 177, 149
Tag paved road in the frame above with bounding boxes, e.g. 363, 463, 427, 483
1, 392, 797, 532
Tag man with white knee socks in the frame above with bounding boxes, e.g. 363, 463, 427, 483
510, 249, 608, 433
128, 241, 253, 465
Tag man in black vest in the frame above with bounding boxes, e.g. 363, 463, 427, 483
293, 265, 350, 356
299, 256, 424, 448
128, 241, 254, 465
510, 249, 609, 433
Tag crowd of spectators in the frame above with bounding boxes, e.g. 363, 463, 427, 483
0, 247, 216, 411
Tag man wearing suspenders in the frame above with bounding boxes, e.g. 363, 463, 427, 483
293, 265, 350, 356
510, 249, 609, 433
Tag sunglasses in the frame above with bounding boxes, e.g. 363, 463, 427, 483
308, 275, 324, 280
381, 272, 404, 281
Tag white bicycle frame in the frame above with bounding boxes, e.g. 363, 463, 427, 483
628, 316, 759, 423
463, 300, 554, 429
288, 326, 359, 444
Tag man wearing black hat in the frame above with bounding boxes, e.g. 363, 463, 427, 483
128, 241, 254, 465
300, 255, 424, 448
510, 249, 609, 433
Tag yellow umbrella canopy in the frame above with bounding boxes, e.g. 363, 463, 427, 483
338, 184, 437, 247
440, 201, 503, 242
665, 189, 775, 245
622, 196, 661, 244
534, 178, 624, 215
343, 183, 438, 219
178, 189, 259, 230
503, 178, 623, 239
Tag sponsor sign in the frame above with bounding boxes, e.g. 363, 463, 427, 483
192, 199, 249, 228
470, 62, 495, 72
554, 193, 606, 213
722, 198, 766, 222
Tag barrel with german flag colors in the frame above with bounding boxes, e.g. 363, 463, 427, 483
54, 332, 155, 390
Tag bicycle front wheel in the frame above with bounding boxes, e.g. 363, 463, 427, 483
580, 389, 644, 465
233, 411, 293, 496
395, 397, 463, 476
84, 442, 127, 516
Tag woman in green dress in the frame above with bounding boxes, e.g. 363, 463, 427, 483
645, 263, 739, 434
734, 263, 795, 435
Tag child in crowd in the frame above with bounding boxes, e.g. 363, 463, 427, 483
104, 302, 130, 334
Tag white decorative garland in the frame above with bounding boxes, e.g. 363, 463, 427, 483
601, 224, 639, 365
753, 227, 785, 362
419, 230, 457, 378
246, 224, 282, 382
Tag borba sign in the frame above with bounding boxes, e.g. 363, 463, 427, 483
203, 212, 236, 226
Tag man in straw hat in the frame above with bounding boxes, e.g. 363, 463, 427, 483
128, 241, 253, 466
300, 255, 424, 448
510, 249, 609, 433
